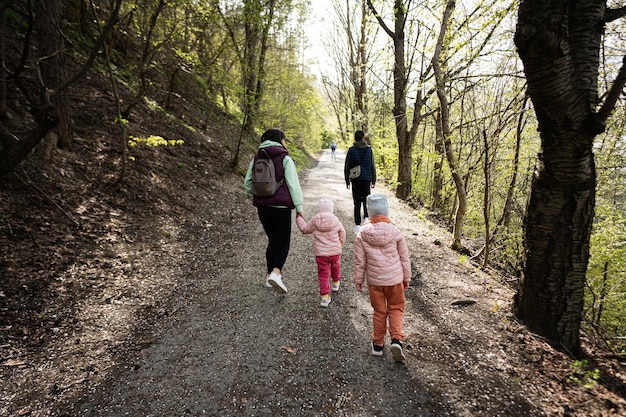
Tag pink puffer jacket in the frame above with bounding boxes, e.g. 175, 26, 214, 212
353, 217, 411, 287
296, 212, 346, 257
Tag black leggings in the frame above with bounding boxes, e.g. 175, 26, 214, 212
351, 180, 371, 225
257, 206, 292, 274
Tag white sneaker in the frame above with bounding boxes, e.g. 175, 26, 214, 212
354, 225, 361, 234
268, 272, 287, 294
331, 280, 340, 292
371, 341, 384, 357
390, 340, 406, 362
265, 275, 273, 288
320, 295, 331, 307
363, 217, 370, 224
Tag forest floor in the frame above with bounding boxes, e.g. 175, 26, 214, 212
1, 83, 626, 416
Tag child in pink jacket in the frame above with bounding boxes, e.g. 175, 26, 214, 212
353, 193, 411, 362
296, 198, 346, 307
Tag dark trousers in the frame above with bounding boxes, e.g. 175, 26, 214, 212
351, 180, 371, 225
257, 206, 292, 274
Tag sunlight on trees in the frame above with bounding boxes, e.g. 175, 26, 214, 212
317, 0, 626, 354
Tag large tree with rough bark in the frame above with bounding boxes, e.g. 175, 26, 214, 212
514, 0, 626, 357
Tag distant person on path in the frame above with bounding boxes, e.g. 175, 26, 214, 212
244, 128, 304, 294
353, 194, 411, 362
330, 142, 337, 161
296, 198, 346, 307
344, 130, 376, 234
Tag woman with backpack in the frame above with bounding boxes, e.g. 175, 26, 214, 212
244, 128, 304, 294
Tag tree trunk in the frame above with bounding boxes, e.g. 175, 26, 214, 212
473, 94, 528, 262
345, 0, 369, 134
121, 0, 167, 119
0, 6, 6, 119
432, 111, 444, 211
0, 108, 59, 177
390, 1, 410, 199
230, 0, 276, 170
251, 0, 275, 127
593, 261, 609, 330
482, 130, 491, 268
36, 0, 73, 149
496, 94, 527, 231
164, 67, 179, 111
355, 0, 368, 134
241, 0, 262, 136
513, 0, 615, 357
515, 145, 594, 357
432, 0, 465, 251
366, 0, 413, 200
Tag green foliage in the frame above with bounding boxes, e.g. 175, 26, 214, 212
127, 135, 183, 162
583, 100, 626, 351
585, 188, 626, 352
569, 360, 600, 388
128, 136, 184, 147
114, 115, 128, 125
272, 67, 315, 113
371, 135, 399, 184
320, 130, 338, 150
259, 55, 325, 155
285, 142, 314, 172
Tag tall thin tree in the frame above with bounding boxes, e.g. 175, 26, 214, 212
432, 0, 466, 250
36, 0, 73, 149
366, 0, 413, 199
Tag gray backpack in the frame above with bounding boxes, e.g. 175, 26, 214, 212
251, 149, 284, 197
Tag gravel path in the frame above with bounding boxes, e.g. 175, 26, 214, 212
71, 149, 543, 417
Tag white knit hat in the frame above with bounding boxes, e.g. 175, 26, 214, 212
367, 194, 389, 217
318, 198, 334, 213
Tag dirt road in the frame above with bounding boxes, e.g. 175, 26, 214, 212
68, 149, 544, 416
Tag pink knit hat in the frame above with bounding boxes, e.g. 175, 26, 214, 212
317, 198, 334, 213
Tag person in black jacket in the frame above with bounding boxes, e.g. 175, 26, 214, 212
344, 130, 376, 234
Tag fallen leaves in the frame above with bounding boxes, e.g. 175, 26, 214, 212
3, 359, 26, 367
281, 345, 297, 354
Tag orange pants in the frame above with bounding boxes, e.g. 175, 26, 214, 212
369, 283, 405, 346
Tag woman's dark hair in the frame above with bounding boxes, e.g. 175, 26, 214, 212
261, 128, 285, 143
355, 130, 365, 141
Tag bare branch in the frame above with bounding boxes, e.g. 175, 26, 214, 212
597, 55, 626, 123
365, 0, 394, 38
605, 6, 626, 23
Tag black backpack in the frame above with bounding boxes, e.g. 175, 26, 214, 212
251, 149, 284, 197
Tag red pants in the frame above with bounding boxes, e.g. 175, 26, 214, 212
315, 254, 341, 295
369, 283, 405, 345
